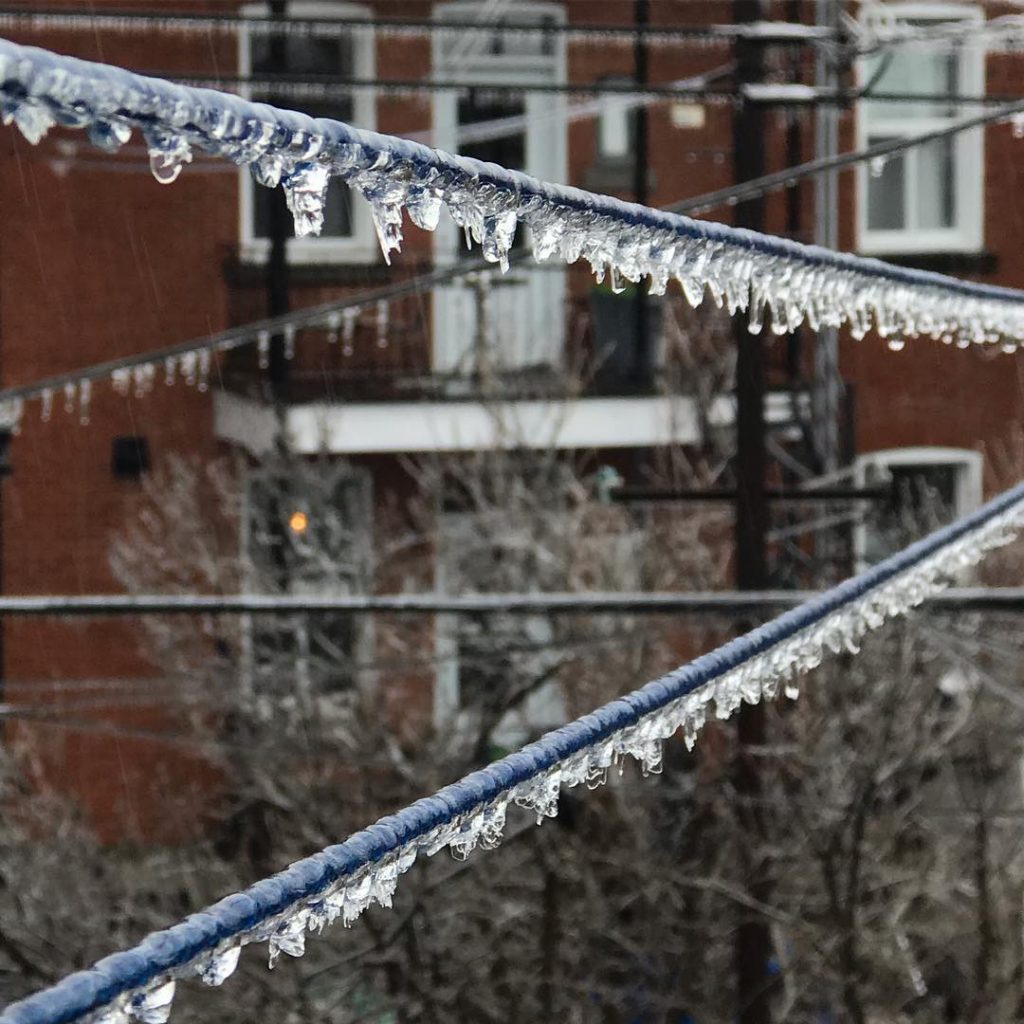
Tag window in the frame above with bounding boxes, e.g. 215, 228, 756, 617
243, 460, 373, 698
858, 4, 984, 254
432, 458, 569, 744
238, 2, 377, 263
854, 447, 982, 568
597, 77, 637, 161
431, 2, 567, 375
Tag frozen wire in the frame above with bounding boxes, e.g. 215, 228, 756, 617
0, 6, 836, 48
3, 477, 1024, 1024
3, 39, 1024, 359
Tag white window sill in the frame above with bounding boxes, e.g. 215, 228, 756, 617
238, 240, 381, 266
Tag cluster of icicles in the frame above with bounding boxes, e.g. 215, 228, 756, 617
78, 497, 1024, 1024
4, 38, 1024, 352
0, 298, 391, 435
0, 11, 733, 49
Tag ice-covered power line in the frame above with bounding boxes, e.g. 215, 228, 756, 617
4, 39, 1024, 354
3, 473, 1024, 1024
0, 259, 500, 427
157, 70, 741, 102
0, 6, 836, 48
671, 99, 1024, 220
3, 587, 1024, 616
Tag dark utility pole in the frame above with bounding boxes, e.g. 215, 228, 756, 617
733, 1, 772, 1023
266, 0, 292, 594
632, 0, 649, 389
267, 0, 291, 412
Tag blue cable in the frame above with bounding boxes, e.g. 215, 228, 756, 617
2, 37, 1024, 307
3, 479, 1023, 1024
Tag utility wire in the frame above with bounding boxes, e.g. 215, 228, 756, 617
0, 260, 499, 407
1, 78, 1017, 412
0, 588, 1022, 615
4, 474, 1023, 1024
0, 6, 837, 47
669, 95, 1024, 215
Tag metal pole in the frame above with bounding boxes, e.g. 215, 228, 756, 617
632, 0, 650, 391
733, 1, 772, 1020
813, 0, 842, 474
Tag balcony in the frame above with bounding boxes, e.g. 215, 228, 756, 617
216, 267, 810, 456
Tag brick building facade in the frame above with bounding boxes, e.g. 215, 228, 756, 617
1, 0, 1022, 840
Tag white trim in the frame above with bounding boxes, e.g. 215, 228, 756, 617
431, 1, 567, 373
856, 3, 985, 255
214, 391, 807, 457
238, 1, 378, 264
853, 446, 983, 569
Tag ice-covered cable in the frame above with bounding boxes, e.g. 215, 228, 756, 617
3, 477, 1024, 1024
4, 38, 1024, 349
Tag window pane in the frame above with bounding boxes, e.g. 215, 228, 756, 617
866, 138, 906, 231
862, 33, 959, 119
598, 78, 635, 159
250, 32, 357, 240
916, 136, 956, 230
864, 463, 960, 564
457, 89, 528, 252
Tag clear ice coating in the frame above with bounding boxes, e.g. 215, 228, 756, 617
4, 35, 1024, 351
129, 980, 175, 1024
196, 945, 241, 987
31, 492, 1024, 1024
8, 39, 1024, 1024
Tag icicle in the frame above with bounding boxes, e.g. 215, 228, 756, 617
111, 368, 131, 397
869, 155, 888, 179
376, 300, 389, 349
887, 337, 906, 352
257, 329, 270, 370
79, 378, 91, 425
326, 311, 342, 344
40, 387, 53, 422
181, 351, 198, 387
164, 356, 176, 386
282, 162, 331, 238
2, 97, 56, 144
129, 980, 175, 1024
145, 131, 193, 185
0, 396, 24, 435
88, 118, 131, 153
480, 210, 518, 273
342, 308, 357, 357
197, 349, 211, 391
63, 381, 76, 415
197, 945, 241, 987
368, 196, 405, 265
283, 324, 296, 361
268, 912, 309, 968
131, 365, 149, 398
406, 188, 442, 232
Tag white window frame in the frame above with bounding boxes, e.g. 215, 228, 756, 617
237, 459, 376, 698
431, 1, 568, 374
857, 3, 984, 255
238, 1, 378, 264
853, 446, 983, 570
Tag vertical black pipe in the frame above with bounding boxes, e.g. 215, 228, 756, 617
266, 0, 291, 593
267, 0, 291, 411
632, 0, 649, 391
733, 2, 772, 1023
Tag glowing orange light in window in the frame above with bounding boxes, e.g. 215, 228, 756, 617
288, 510, 309, 535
